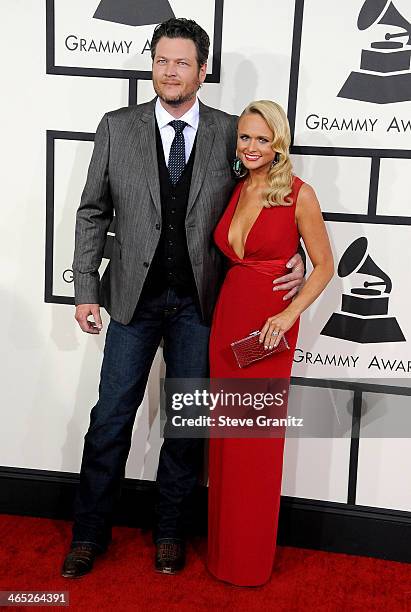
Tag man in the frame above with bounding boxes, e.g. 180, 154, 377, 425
62, 18, 304, 578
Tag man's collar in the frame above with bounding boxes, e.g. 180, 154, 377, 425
155, 97, 200, 130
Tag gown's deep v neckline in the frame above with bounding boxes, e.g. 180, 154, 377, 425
227, 181, 264, 261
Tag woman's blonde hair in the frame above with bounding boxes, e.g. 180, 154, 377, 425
239, 100, 293, 207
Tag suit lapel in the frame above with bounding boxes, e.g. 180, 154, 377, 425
136, 99, 216, 218
138, 99, 161, 216
186, 102, 216, 217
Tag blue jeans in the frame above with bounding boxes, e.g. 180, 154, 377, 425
71, 288, 210, 551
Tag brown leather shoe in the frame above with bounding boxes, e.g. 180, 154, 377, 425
61, 544, 101, 578
155, 540, 185, 574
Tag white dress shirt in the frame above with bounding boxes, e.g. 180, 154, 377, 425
155, 97, 199, 166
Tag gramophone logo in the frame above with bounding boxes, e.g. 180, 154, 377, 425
93, 0, 175, 27
321, 237, 405, 344
338, 0, 411, 104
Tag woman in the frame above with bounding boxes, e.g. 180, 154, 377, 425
207, 100, 334, 586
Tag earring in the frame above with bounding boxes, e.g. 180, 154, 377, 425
232, 156, 247, 178
271, 152, 280, 167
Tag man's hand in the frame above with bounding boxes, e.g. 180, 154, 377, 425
273, 253, 305, 300
75, 304, 102, 334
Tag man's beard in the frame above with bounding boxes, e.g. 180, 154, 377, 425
154, 80, 200, 107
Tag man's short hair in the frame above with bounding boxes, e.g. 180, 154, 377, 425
150, 18, 210, 68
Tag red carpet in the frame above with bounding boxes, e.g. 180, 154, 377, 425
0, 514, 410, 611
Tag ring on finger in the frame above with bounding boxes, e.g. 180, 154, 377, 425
273, 330, 282, 346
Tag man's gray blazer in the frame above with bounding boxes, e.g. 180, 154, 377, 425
72, 98, 238, 325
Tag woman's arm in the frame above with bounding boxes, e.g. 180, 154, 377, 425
259, 183, 334, 349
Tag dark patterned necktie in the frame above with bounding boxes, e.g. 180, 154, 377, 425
168, 120, 188, 185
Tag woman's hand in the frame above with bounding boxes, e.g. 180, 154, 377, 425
259, 308, 299, 350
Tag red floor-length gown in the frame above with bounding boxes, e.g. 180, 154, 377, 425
207, 176, 304, 586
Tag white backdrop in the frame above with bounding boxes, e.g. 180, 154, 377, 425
1, 0, 410, 514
